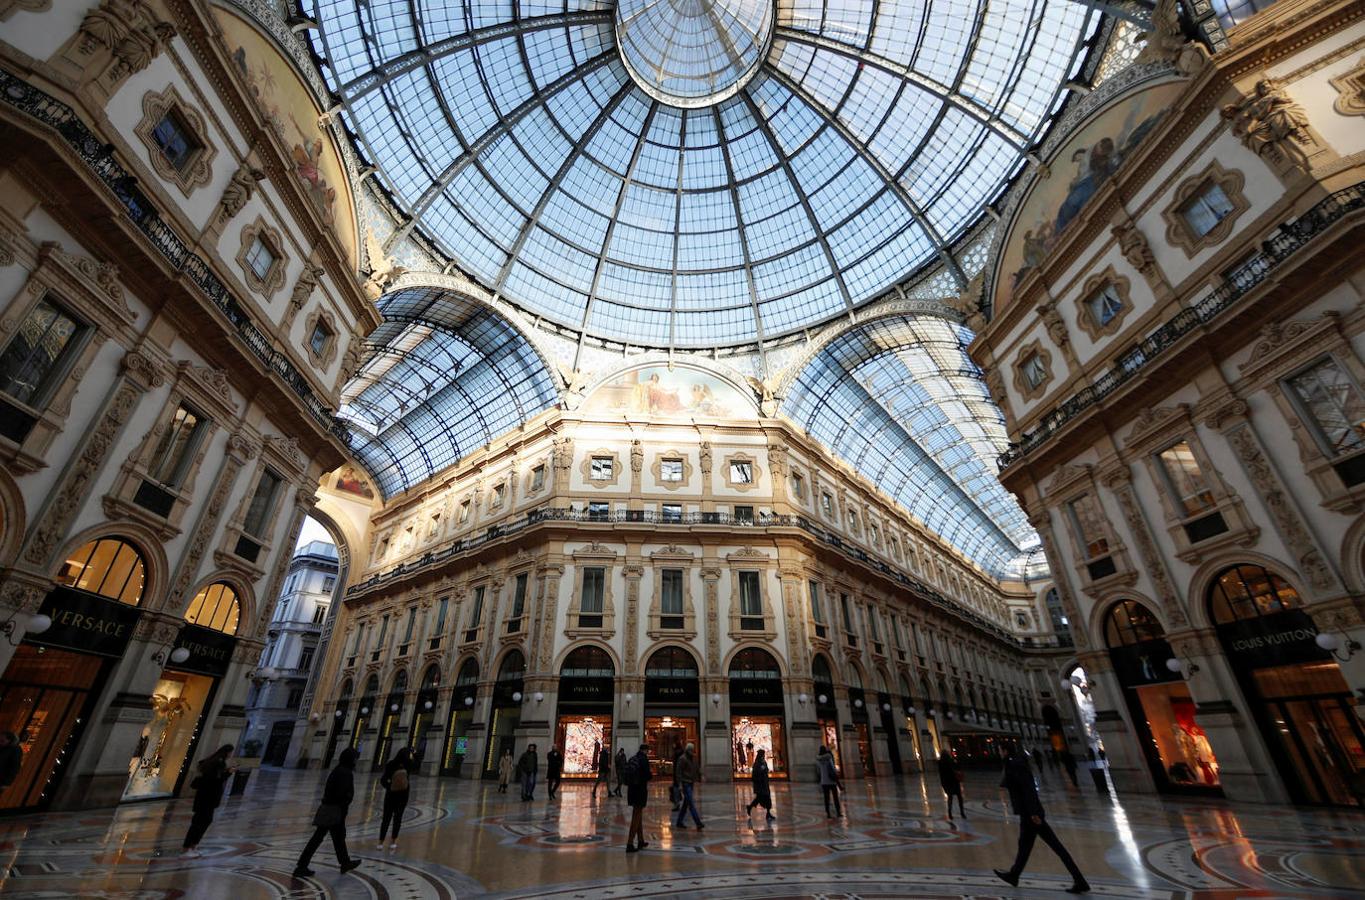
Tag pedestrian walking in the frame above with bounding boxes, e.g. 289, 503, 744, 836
938, 749, 966, 820
497, 748, 513, 793
516, 743, 538, 801
673, 742, 703, 829
181, 744, 235, 857
293, 747, 362, 878
613, 746, 628, 798
593, 744, 611, 799
546, 744, 564, 799
0, 731, 23, 791
816, 744, 842, 818
745, 747, 774, 820
670, 740, 685, 812
378, 746, 412, 849
625, 743, 652, 853
994, 742, 1089, 894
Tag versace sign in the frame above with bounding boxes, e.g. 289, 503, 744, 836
171, 624, 237, 677
32, 587, 142, 658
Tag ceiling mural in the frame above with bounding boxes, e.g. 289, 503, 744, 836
580, 364, 755, 418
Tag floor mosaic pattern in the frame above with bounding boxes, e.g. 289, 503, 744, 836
0, 767, 1362, 898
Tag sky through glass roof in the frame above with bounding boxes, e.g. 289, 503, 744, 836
310, 0, 1098, 348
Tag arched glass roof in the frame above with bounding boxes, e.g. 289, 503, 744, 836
781, 315, 1038, 576
310, 0, 1099, 348
340, 287, 559, 498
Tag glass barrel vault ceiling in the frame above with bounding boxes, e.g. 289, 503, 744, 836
782, 316, 1039, 576
310, 0, 1099, 347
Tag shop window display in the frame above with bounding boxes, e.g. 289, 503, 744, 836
556, 715, 612, 777
731, 716, 785, 776
122, 671, 214, 800
645, 715, 698, 776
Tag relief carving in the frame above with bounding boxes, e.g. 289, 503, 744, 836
1110, 478, 1187, 627
1136, 0, 1209, 76
1329, 56, 1365, 117
78, 0, 175, 79
743, 375, 781, 417
218, 162, 265, 224
701, 566, 721, 674
166, 456, 244, 611
1222, 78, 1317, 170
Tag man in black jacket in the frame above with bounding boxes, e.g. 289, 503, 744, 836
294, 747, 362, 878
994, 742, 1089, 894
546, 744, 564, 799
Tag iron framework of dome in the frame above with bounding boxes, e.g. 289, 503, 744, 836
309, 0, 1103, 348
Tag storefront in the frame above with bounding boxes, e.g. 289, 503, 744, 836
323, 680, 352, 767
484, 651, 525, 778
441, 658, 479, 776
1209, 565, 1364, 807
1104, 599, 1222, 795
410, 665, 441, 764
848, 685, 875, 775
123, 614, 237, 802
900, 676, 922, 768
876, 690, 903, 774
643, 646, 701, 776
0, 538, 146, 812
728, 648, 787, 778
555, 646, 615, 777
351, 674, 379, 754
373, 671, 407, 770
812, 655, 840, 772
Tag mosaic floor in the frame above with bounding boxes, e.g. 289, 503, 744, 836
0, 765, 1362, 898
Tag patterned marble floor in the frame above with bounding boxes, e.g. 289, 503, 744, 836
0, 765, 1362, 898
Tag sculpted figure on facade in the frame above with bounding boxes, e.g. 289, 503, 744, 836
1223, 78, 1315, 167
946, 273, 987, 332
218, 162, 265, 224
1136, 0, 1208, 76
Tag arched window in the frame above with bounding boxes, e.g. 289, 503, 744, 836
848, 666, 864, 690
562, 645, 614, 677
362, 674, 380, 696
811, 654, 835, 686
497, 650, 525, 681
421, 665, 440, 692
645, 646, 698, 678
729, 647, 780, 679
1209, 564, 1300, 623
57, 537, 146, 605
456, 658, 480, 685
1104, 599, 1165, 647
185, 582, 240, 634
899, 674, 913, 698
338, 679, 354, 699
390, 670, 408, 695
1044, 587, 1070, 637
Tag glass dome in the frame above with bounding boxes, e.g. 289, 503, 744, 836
310, 0, 1099, 347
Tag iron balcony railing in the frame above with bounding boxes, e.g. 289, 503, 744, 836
998, 182, 1365, 470
0, 69, 350, 441
346, 503, 1025, 647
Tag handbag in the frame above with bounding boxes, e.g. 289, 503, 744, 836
312, 803, 344, 827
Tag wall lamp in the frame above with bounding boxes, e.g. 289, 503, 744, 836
2, 613, 50, 646
1165, 657, 1200, 679
1315, 632, 1361, 662
153, 646, 191, 667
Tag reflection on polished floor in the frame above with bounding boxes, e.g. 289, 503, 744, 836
0, 767, 1362, 899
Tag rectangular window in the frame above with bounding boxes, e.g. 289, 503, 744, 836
661, 569, 684, 617
790, 471, 805, 499
435, 596, 449, 633
377, 614, 390, 643
321, 575, 336, 593
847, 509, 859, 530
245, 236, 276, 281
349, 625, 364, 654
0, 298, 87, 411
511, 573, 528, 618
734, 505, 754, 524
588, 501, 610, 521
492, 483, 507, 506
867, 607, 882, 640
1085, 283, 1125, 327
403, 607, 416, 642
147, 403, 206, 488
1067, 493, 1110, 559
660, 458, 683, 482
531, 464, 545, 491
309, 321, 332, 356
580, 567, 605, 617
821, 492, 834, 516
808, 580, 826, 638
458, 499, 471, 523
1180, 181, 1235, 237
661, 503, 682, 523
469, 586, 485, 627
840, 593, 854, 632
738, 570, 763, 629
1157, 441, 1217, 516
311, 603, 327, 625
590, 456, 614, 480
1287, 357, 1365, 456
151, 110, 197, 171
298, 646, 315, 672
428, 513, 441, 538
286, 688, 304, 709
868, 522, 879, 545
1021, 352, 1048, 388
242, 468, 282, 538
729, 460, 754, 483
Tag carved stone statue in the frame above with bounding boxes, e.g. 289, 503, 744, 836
1112, 222, 1156, 275
559, 365, 591, 410
1223, 78, 1314, 165
78, 0, 174, 77
947, 273, 987, 332
743, 375, 780, 417
1136, 0, 1208, 76
218, 162, 265, 224
289, 264, 324, 311
630, 440, 643, 475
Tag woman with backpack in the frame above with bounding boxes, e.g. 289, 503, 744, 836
378, 746, 412, 849
745, 747, 774, 821
182, 744, 235, 857
939, 749, 966, 820
625, 743, 652, 853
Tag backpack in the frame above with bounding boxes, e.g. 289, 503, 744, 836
391, 766, 409, 792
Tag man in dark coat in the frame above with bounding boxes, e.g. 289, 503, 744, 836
546, 744, 564, 799
294, 747, 362, 877
625, 744, 651, 852
994, 742, 1089, 894
515, 743, 539, 801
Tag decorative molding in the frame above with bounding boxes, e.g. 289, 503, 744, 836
286, 264, 325, 327
1329, 55, 1365, 117
1221, 77, 1320, 173
1161, 160, 1249, 258
580, 448, 623, 488
302, 305, 339, 370
235, 218, 288, 299
1011, 338, 1054, 402
133, 84, 217, 197
1073, 267, 1134, 342
217, 160, 265, 225
721, 452, 762, 492
0, 0, 50, 22
1106, 472, 1187, 627
649, 449, 694, 491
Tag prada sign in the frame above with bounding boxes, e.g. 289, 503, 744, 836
32, 587, 142, 658
171, 624, 237, 677
559, 676, 613, 705
729, 677, 783, 706
645, 678, 699, 705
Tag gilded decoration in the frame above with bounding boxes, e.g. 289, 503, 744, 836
235, 218, 287, 299
133, 85, 217, 197
1329, 55, 1365, 116
1161, 160, 1249, 258
1073, 267, 1134, 341
1011, 337, 1055, 403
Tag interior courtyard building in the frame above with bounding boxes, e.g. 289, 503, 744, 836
0, 0, 1364, 896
